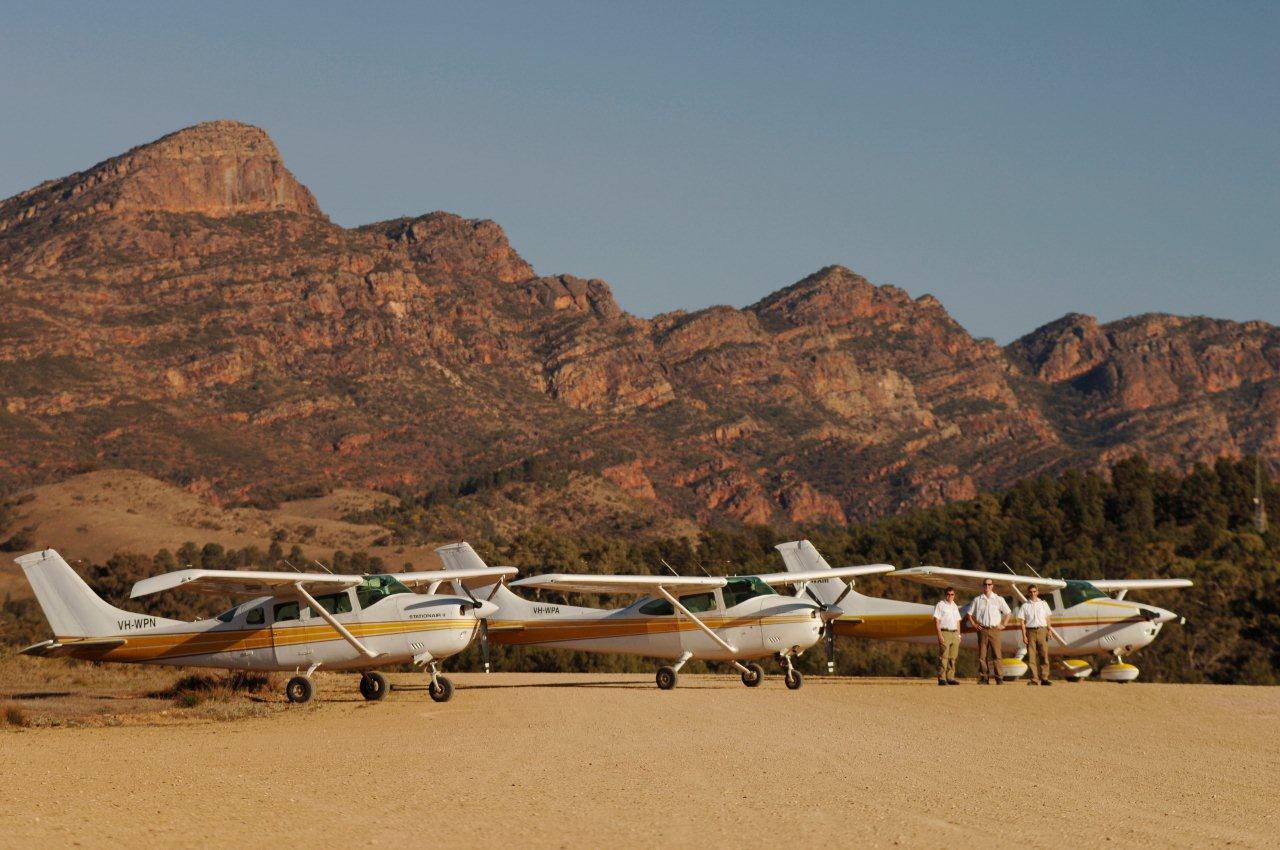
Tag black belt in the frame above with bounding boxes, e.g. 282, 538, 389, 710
940, 628, 958, 632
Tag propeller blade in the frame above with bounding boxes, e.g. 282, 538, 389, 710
825, 621, 836, 675
479, 618, 491, 673
833, 581, 854, 607
804, 586, 824, 606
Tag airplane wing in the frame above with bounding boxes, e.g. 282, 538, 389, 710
393, 567, 518, 591
754, 564, 895, 586
130, 569, 362, 599
509, 574, 726, 596
892, 566, 1066, 596
1087, 578, 1193, 592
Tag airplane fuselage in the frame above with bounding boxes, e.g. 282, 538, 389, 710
833, 593, 1171, 657
53, 592, 482, 672
489, 594, 823, 662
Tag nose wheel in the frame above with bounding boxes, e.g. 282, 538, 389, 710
781, 654, 803, 690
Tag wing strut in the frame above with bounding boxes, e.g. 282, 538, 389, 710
656, 587, 738, 654
292, 582, 381, 660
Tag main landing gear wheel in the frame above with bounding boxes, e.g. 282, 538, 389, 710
656, 666, 678, 690
741, 662, 764, 688
359, 671, 388, 702
428, 676, 454, 703
286, 676, 314, 704
784, 669, 803, 691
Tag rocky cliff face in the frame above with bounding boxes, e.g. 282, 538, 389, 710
1, 122, 1276, 530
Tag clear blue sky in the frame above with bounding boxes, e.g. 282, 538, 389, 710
3, 2, 1277, 341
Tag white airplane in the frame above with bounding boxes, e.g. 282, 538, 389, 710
15, 548, 516, 704
436, 542, 893, 690
777, 540, 1192, 682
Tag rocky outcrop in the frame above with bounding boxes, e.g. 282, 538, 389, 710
0, 121, 323, 234
2, 121, 1278, 530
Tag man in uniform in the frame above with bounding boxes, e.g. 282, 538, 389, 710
933, 586, 962, 686
968, 578, 1011, 684
1019, 584, 1053, 685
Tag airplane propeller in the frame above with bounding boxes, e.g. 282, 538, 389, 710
805, 581, 854, 673
461, 579, 507, 673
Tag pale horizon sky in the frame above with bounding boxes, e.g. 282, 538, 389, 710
2, 2, 1277, 342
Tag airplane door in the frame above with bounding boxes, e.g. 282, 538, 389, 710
715, 583, 765, 656
271, 598, 315, 670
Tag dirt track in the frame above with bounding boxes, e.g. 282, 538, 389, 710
2, 673, 1277, 848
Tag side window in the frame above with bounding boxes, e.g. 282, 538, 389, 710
274, 601, 300, 622
246, 607, 265, 626
638, 597, 674, 616
311, 592, 353, 617
681, 592, 716, 613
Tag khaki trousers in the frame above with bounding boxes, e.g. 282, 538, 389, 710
1025, 627, 1050, 682
938, 631, 960, 681
977, 626, 1004, 681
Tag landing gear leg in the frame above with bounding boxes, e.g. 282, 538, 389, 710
286, 662, 321, 704
781, 654, 803, 691
426, 661, 453, 703
732, 660, 764, 687
657, 651, 692, 690
415, 650, 453, 703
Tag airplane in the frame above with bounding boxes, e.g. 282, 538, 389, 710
436, 542, 894, 690
776, 540, 1192, 682
14, 548, 516, 704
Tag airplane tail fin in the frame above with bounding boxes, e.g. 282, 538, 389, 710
15, 549, 141, 638
775, 539, 848, 605
436, 542, 538, 618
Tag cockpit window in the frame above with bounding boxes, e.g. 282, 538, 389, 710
309, 591, 353, 617
638, 592, 717, 616
216, 606, 237, 623
638, 597, 673, 616
721, 576, 776, 608
1059, 580, 1107, 609
356, 574, 412, 610
246, 606, 265, 626
274, 601, 301, 622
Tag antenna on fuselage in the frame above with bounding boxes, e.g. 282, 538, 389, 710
311, 559, 335, 575
279, 559, 303, 573
659, 558, 680, 577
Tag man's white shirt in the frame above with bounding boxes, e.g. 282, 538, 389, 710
970, 592, 1011, 627
1019, 598, 1051, 628
933, 600, 961, 631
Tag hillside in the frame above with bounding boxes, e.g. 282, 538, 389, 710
2, 121, 1278, 531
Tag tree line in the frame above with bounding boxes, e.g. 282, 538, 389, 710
2, 456, 1276, 683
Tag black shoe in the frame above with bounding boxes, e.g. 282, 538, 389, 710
1041, 680, 1052, 686
994, 677, 1003, 685
947, 680, 960, 685
979, 678, 989, 685
938, 679, 947, 686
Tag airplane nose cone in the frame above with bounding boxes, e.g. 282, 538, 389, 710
818, 604, 845, 622
471, 599, 499, 620
1153, 607, 1178, 624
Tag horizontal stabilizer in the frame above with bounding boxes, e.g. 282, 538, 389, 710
20, 636, 127, 657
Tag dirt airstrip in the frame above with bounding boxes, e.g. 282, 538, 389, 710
2, 673, 1277, 849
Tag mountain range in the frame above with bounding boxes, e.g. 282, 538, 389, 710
2, 121, 1277, 532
